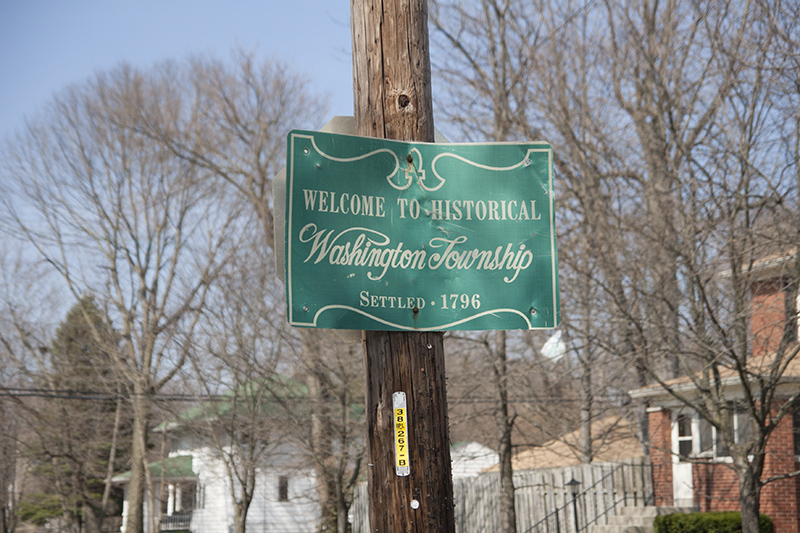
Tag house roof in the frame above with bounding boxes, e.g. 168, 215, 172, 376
450, 441, 497, 479
628, 348, 800, 400
630, 247, 800, 401
154, 374, 310, 432
483, 416, 643, 472
112, 454, 194, 483
730, 248, 798, 281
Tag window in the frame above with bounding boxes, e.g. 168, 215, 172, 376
793, 407, 800, 457
716, 403, 754, 457
736, 407, 754, 447
788, 282, 798, 344
676, 414, 693, 459
698, 417, 714, 455
196, 483, 205, 509
179, 482, 196, 512
675, 404, 756, 460
159, 482, 197, 516
278, 476, 289, 502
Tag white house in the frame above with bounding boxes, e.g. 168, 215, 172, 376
114, 448, 319, 533
449, 441, 498, 478
113, 378, 320, 533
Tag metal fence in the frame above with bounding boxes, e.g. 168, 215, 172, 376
160, 513, 192, 532
350, 457, 653, 533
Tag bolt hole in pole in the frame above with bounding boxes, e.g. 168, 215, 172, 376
398, 94, 411, 108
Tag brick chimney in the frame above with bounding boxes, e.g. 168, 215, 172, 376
749, 253, 798, 358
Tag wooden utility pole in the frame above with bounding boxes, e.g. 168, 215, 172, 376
351, 1, 456, 531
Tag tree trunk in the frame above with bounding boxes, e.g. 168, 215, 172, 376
82, 502, 102, 533
0, 403, 12, 533
738, 468, 762, 533
352, 0, 455, 531
309, 368, 337, 533
336, 480, 349, 533
125, 395, 150, 533
100, 394, 123, 525
579, 356, 592, 464
234, 502, 248, 533
494, 331, 517, 533
300, 329, 338, 533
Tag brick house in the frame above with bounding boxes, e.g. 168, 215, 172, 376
629, 253, 800, 531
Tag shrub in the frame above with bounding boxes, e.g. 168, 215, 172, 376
653, 511, 772, 533
17, 493, 63, 526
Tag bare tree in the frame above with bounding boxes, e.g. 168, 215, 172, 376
0, 243, 26, 533
2, 297, 128, 533
136, 52, 364, 533
444, 332, 525, 533
0, 241, 69, 532
433, 0, 800, 531
0, 63, 246, 533
168, 231, 299, 533
0, 396, 16, 533
536, 1, 799, 530
138, 50, 327, 253
194, 254, 366, 533
0, 351, 20, 533
278, 331, 364, 533
538, 3, 798, 530
431, 2, 622, 529
430, 3, 547, 529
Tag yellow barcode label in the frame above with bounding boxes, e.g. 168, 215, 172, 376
393, 392, 410, 476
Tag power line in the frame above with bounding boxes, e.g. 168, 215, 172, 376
0, 387, 224, 402
0, 387, 627, 404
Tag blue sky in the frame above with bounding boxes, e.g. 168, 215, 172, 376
0, 1, 355, 141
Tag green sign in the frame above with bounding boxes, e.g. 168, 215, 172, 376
285, 130, 559, 331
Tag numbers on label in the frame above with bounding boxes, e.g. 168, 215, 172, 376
394, 407, 410, 473
440, 294, 481, 310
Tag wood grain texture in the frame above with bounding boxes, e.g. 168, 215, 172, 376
351, 0, 455, 531
362, 330, 454, 532
351, 0, 435, 143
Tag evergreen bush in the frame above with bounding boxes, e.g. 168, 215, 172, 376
653, 511, 772, 533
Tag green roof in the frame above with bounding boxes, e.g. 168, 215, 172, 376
154, 375, 310, 432
112, 455, 194, 483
